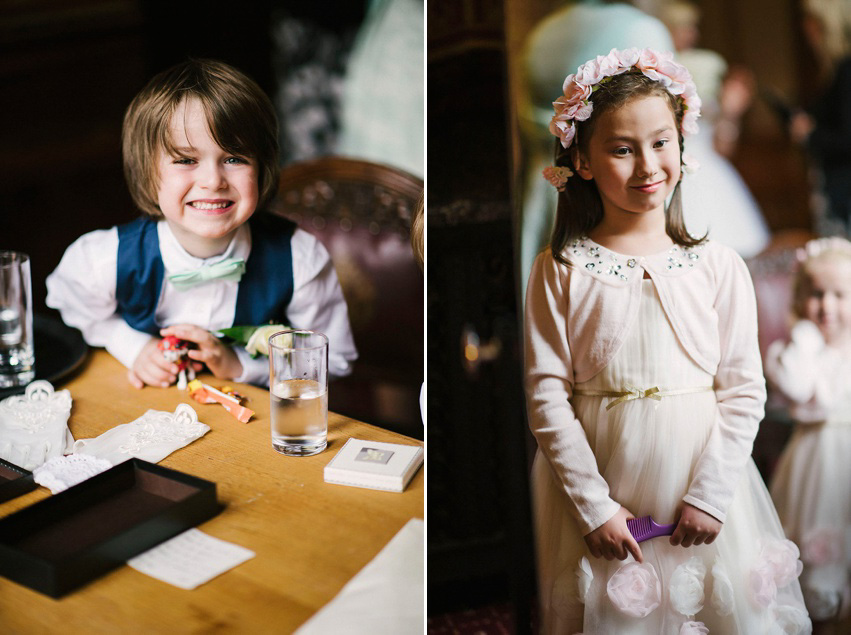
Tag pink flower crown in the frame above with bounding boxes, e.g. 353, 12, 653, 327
542, 48, 702, 191
796, 236, 851, 264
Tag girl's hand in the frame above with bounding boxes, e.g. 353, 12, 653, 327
128, 337, 179, 388
670, 503, 722, 547
160, 325, 243, 380
584, 506, 644, 563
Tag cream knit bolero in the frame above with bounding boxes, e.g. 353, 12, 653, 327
524, 237, 766, 535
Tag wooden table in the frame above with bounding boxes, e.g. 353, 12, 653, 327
0, 350, 424, 633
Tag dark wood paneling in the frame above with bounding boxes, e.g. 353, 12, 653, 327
427, 0, 536, 630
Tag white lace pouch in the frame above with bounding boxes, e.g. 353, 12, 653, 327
0, 380, 74, 471
32, 453, 113, 494
72, 403, 210, 465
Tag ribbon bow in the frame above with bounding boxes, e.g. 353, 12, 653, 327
605, 385, 661, 411
168, 257, 246, 291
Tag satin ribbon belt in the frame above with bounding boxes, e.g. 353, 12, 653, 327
573, 385, 714, 411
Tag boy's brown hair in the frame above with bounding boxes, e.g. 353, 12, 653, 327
122, 59, 279, 218
411, 192, 424, 271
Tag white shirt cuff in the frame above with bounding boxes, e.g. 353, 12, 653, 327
232, 346, 270, 386
104, 321, 157, 370
682, 494, 726, 524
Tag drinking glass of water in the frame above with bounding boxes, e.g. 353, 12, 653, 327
268, 330, 328, 456
0, 252, 34, 388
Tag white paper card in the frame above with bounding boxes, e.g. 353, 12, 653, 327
127, 528, 255, 590
295, 518, 424, 634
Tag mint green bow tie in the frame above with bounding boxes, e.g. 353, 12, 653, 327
168, 257, 246, 290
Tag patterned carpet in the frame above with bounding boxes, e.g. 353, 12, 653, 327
427, 600, 851, 634
427, 603, 516, 634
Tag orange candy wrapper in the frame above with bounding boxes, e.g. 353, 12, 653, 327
187, 380, 255, 423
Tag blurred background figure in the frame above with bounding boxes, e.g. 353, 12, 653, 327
337, 0, 424, 178
660, 0, 771, 258
272, 0, 423, 179
765, 237, 851, 630
516, 0, 673, 299
788, 0, 851, 237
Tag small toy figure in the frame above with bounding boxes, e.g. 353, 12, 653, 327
158, 335, 195, 390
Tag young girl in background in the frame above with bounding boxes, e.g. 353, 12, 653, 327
525, 48, 810, 633
767, 237, 851, 625
47, 59, 357, 389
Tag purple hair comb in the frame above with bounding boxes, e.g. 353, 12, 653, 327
627, 516, 676, 543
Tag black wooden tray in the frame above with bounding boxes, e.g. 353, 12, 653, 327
0, 458, 36, 504
0, 459, 220, 597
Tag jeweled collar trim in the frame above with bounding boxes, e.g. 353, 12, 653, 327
565, 236, 706, 283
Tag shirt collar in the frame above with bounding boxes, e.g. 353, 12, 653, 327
158, 222, 251, 273
565, 236, 707, 284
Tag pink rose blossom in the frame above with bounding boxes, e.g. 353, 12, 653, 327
657, 58, 692, 85
641, 68, 672, 88
760, 539, 804, 587
749, 565, 778, 608
563, 80, 591, 104
669, 557, 706, 617
638, 48, 663, 69
710, 560, 735, 616
683, 113, 700, 136
576, 556, 593, 603
615, 47, 640, 68
566, 101, 593, 121
575, 59, 604, 86
679, 621, 709, 635
597, 51, 622, 77
773, 605, 811, 634
542, 166, 574, 191
802, 527, 843, 566
606, 562, 662, 618
682, 154, 700, 174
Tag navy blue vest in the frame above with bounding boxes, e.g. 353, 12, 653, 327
116, 215, 296, 335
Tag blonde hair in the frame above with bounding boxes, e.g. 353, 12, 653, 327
122, 59, 279, 218
792, 239, 851, 319
660, 0, 700, 31
803, 0, 851, 73
411, 192, 424, 271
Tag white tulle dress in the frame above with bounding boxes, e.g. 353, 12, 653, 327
766, 321, 851, 621
532, 280, 811, 634
676, 48, 770, 259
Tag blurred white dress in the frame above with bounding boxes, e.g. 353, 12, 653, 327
532, 280, 810, 634
767, 320, 851, 620
677, 49, 770, 258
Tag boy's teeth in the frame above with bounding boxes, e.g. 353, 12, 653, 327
191, 201, 228, 210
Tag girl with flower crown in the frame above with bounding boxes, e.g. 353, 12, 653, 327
525, 48, 810, 633
767, 237, 851, 627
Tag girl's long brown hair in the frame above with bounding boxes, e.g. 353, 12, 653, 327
549, 71, 705, 267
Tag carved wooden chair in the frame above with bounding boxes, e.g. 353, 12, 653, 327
270, 157, 424, 438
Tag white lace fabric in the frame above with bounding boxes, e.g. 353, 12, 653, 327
33, 453, 113, 494
73, 403, 210, 465
0, 380, 74, 471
